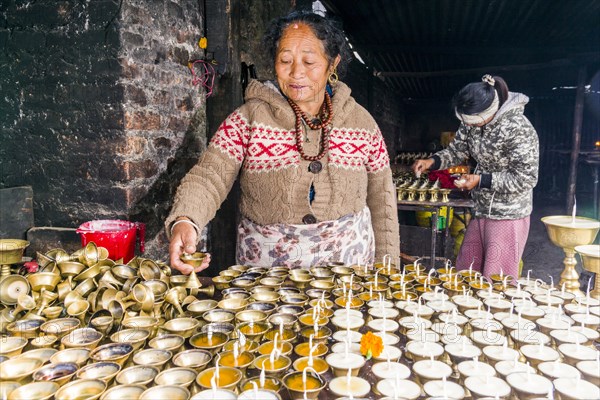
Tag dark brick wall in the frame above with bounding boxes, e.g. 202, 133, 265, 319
1, 0, 124, 226
0, 0, 206, 260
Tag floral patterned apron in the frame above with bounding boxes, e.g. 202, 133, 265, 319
236, 207, 375, 268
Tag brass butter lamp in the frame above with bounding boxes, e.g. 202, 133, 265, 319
575, 244, 600, 299
542, 215, 600, 297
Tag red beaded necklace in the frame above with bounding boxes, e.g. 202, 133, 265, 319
287, 92, 334, 162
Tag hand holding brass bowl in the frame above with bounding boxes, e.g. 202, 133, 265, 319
179, 252, 206, 268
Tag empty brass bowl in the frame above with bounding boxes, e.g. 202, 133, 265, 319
99, 384, 145, 400
141, 279, 168, 300
246, 301, 278, 315
76, 362, 121, 383
116, 365, 159, 386
6, 318, 44, 339
179, 252, 206, 268
187, 299, 218, 316
236, 309, 268, 324
132, 348, 172, 368
42, 306, 63, 319
5, 381, 58, 400
73, 264, 102, 282
32, 362, 78, 386
30, 335, 58, 349
218, 297, 248, 312
50, 348, 90, 367
202, 309, 235, 324
0, 357, 43, 382
61, 327, 103, 350
90, 343, 134, 366
110, 328, 150, 351
200, 322, 235, 337
58, 261, 86, 277
251, 291, 281, 303
0, 336, 27, 357
162, 317, 199, 338
16, 348, 57, 365
154, 367, 196, 388
27, 272, 61, 292
212, 275, 233, 290
54, 379, 106, 400
148, 334, 185, 353
172, 349, 212, 372
112, 265, 137, 281
0, 239, 29, 264
139, 385, 190, 400
138, 259, 162, 281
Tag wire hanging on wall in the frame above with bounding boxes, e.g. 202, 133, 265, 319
188, 59, 216, 98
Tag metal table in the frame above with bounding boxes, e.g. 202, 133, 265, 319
398, 197, 475, 268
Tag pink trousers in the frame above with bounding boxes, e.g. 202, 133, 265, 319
455, 216, 530, 278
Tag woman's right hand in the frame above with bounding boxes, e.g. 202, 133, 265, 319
169, 221, 211, 274
412, 158, 435, 176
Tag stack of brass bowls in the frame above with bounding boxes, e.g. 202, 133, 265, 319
2, 248, 600, 400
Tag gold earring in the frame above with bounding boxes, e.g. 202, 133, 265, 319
328, 68, 339, 85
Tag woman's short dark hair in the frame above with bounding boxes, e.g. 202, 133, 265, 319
262, 10, 353, 77
452, 75, 509, 115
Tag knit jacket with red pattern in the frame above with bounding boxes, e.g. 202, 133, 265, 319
166, 79, 399, 263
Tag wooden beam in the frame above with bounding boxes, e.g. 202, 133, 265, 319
355, 44, 596, 56
376, 59, 578, 78
566, 66, 587, 214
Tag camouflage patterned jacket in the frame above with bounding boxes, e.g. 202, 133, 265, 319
432, 92, 539, 220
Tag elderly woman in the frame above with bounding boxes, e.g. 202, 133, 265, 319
167, 11, 399, 274
413, 75, 539, 279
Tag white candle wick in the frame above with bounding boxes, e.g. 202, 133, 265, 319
233, 341, 239, 365
250, 381, 259, 400
572, 196, 577, 223
211, 373, 218, 392
260, 363, 266, 387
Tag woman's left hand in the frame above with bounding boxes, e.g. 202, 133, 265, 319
454, 174, 480, 190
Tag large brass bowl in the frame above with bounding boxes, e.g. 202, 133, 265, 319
0, 239, 29, 264
576, 244, 600, 299
542, 216, 600, 249
0, 357, 43, 382
542, 215, 600, 296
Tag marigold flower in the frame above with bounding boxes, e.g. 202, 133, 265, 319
360, 331, 383, 360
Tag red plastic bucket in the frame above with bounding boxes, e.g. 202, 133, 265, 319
76, 220, 145, 263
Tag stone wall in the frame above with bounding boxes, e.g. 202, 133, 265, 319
118, 0, 207, 258
0, 0, 206, 258
1, 0, 124, 227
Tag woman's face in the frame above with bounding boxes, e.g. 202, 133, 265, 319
275, 23, 339, 114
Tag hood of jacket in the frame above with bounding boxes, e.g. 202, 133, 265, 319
243, 79, 359, 128
489, 92, 529, 125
